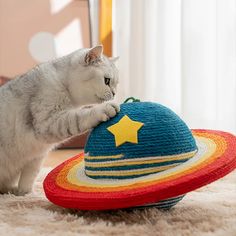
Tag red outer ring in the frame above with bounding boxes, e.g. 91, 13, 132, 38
43, 130, 236, 210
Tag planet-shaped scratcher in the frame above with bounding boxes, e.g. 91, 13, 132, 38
44, 101, 236, 210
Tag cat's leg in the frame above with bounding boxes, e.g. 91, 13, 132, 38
0, 154, 20, 194
17, 156, 44, 196
38, 101, 120, 142
78, 102, 120, 132
0, 174, 20, 194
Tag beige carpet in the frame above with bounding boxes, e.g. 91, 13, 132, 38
0, 168, 235, 236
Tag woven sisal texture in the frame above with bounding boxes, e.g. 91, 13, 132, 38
43, 102, 236, 210
84, 102, 197, 179
85, 102, 197, 157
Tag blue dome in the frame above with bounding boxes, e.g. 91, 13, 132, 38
85, 102, 197, 158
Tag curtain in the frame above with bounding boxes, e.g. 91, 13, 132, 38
112, 0, 236, 134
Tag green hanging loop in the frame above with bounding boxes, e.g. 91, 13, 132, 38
123, 97, 141, 103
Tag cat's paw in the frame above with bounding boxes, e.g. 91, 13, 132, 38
79, 102, 120, 132
15, 190, 31, 196
0, 186, 18, 195
95, 102, 120, 122
13, 189, 32, 196
0, 186, 31, 196
15, 186, 32, 196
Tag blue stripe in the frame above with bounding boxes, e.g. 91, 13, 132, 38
157, 195, 185, 204
132, 195, 185, 210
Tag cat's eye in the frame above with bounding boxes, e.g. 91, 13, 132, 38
104, 77, 111, 86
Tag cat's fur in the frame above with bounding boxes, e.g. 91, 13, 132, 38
0, 45, 119, 195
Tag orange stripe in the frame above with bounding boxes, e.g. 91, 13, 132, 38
56, 132, 227, 192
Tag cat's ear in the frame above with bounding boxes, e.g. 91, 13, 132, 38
85, 45, 103, 64
109, 56, 119, 64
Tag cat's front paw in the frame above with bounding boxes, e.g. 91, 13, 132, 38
15, 186, 32, 196
79, 102, 120, 132
0, 186, 30, 196
15, 189, 31, 196
95, 102, 120, 122
0, 186, 18, 195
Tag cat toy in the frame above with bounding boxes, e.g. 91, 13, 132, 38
43, 98, 236, 210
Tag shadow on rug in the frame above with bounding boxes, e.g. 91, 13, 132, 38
0, 168, 235, 236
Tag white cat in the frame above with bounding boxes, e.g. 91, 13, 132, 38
0, 45, 120, 195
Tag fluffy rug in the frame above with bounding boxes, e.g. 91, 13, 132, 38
0, 168, 235, 236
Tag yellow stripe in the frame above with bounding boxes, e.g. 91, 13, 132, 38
85, 164, 179, 177
85, 151, 196, 168
85, 154, 123, 160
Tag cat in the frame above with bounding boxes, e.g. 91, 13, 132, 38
0, 45, 120, 195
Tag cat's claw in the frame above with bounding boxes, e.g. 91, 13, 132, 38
79, 102, 120, 132
95, 102, 120, 123
103, 102, 120, 117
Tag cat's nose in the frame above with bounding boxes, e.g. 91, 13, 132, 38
112, 91, 115, 96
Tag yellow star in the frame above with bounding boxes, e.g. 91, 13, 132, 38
107, 115, 144, 147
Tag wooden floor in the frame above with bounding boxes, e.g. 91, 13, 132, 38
44, 149, 83, 168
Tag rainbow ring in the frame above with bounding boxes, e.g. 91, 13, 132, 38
44, 130, 236, 210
